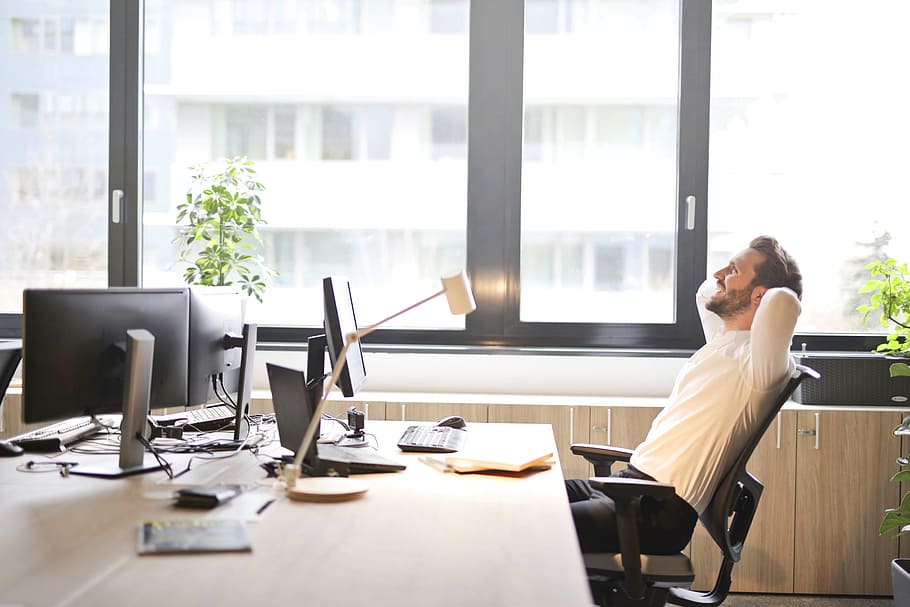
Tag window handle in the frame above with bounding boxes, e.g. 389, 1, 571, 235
111, 189, 124, 224
685, 195, 696, 230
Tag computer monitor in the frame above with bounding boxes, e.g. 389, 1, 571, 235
188, 287, 243, 405
0, 340, 22, 404
187, 286, 256, 441
23, 288, 190, 422
305, 276, 367, 407
22, 288, 190, 477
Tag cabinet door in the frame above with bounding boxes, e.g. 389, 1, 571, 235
488, 404, 591, 480
793, 410, 901, 595
587, 406, 662, 472
689, 410, 798, 593
390, 403, 487, 424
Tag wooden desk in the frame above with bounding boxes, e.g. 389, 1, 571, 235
0, 420, 592, 607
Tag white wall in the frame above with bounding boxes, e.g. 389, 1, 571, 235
252, 349, 687, 398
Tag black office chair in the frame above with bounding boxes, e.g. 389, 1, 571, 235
570, 363, 820, 607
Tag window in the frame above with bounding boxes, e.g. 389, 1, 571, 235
140, 0, 470, 334
519, 0, 684, 330
0, 5, 109, 318
5, 0, 901, 352
708, 1, 910, 337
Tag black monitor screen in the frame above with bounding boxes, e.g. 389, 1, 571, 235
0, 340, 22, 402
22, 288, 190, 424
187, 287, 243, 406
323, 276, 366, 397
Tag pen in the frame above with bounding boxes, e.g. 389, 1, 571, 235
256, 498, 276, 516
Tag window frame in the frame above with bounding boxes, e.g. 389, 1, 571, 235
0, 0, 883, 354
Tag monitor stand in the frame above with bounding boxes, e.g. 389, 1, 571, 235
70, 329, 166, 478
224, 323, 257, 442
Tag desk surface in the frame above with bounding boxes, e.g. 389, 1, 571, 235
0, 420, 592, 607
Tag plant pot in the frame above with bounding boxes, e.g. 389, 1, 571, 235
893, 558, 910, 607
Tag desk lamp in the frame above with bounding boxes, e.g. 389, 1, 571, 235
285, 271, 476, 500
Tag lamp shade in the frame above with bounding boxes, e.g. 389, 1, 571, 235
441, 271, 476, 316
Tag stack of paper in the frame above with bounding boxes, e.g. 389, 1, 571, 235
420, 449, 554, 474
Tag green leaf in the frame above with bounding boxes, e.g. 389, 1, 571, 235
891, 363, 910, 378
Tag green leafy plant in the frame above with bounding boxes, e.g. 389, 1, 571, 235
857, 258, 910, 357
174, 156, 276, 302
881, 363, 910, 537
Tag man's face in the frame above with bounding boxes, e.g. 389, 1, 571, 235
706, 248, 766, 319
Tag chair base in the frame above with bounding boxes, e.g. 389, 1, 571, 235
589, 576, 670, 607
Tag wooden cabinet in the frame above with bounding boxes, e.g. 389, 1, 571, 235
689, 410, 798, 593
792, 410, 901, 595
488, 404, 591, 480
386, 402, 487, 425
586, 405, 661, 473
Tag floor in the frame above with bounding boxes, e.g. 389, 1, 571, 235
724, 595, 892, 607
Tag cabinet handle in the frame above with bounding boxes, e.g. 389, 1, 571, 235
776, 412, 781, 449
591, 409, 613, 443
797, 413, 820, 449
607, 408, 612, 444
814, 412, 820, 449
401, 404, 406, 421
569, 407, 575, 444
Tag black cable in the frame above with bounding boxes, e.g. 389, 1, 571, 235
135, 432, 174, 479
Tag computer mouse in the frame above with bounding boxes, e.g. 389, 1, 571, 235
0, 440, 24, 457
435, 415, 467, 430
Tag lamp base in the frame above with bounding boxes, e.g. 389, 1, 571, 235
286, 477, 368, 502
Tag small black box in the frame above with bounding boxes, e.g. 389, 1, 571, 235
793, 352, 910, 406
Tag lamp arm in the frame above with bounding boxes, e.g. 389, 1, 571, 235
288, 286, 450, 477
352, 288, 445, 341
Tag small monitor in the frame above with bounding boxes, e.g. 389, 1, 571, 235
22, 288, 190, 423
322, 276, 367, 397
187, 286, 243, 406
305, 276, 367, 403
0, 340, 22, 403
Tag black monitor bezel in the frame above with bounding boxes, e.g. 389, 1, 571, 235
308, 276, 367, 399
22, 288, 190, 424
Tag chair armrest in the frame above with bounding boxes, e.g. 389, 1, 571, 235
570, 443, 633, 476
588, 476, 676, 501
586, 476, 679, 601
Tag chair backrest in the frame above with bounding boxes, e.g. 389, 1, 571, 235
671, 364, 819, 606
0, 340, 22, 404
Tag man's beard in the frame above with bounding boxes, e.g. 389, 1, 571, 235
705, 285, 753, 319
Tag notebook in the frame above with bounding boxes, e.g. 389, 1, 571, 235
266, 363, 405, 474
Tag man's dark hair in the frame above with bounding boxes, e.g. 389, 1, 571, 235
749, 235, 803, 300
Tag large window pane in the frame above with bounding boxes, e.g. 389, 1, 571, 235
143, 0, 469, 329
0, 2, 109, 312
520, 0, 680, 323
708, 1, 910, 335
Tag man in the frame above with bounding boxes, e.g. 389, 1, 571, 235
567, 235, 803, 555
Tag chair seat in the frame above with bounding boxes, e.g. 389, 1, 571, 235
585, 552, 696, 588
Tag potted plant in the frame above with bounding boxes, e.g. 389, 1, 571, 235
858, 258, 910, 358
174, 156, 276, 303
861, 258, 910, 604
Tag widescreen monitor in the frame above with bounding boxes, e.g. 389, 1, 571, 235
22, 288, 190, 424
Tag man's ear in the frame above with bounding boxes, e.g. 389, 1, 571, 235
751, 285, 768, 305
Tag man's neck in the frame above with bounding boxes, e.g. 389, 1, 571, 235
723, 310, 756, 332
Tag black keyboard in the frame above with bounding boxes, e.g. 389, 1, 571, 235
153, 404, 236, 432
397, 425, 466, 453
12, 417, 108, 452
